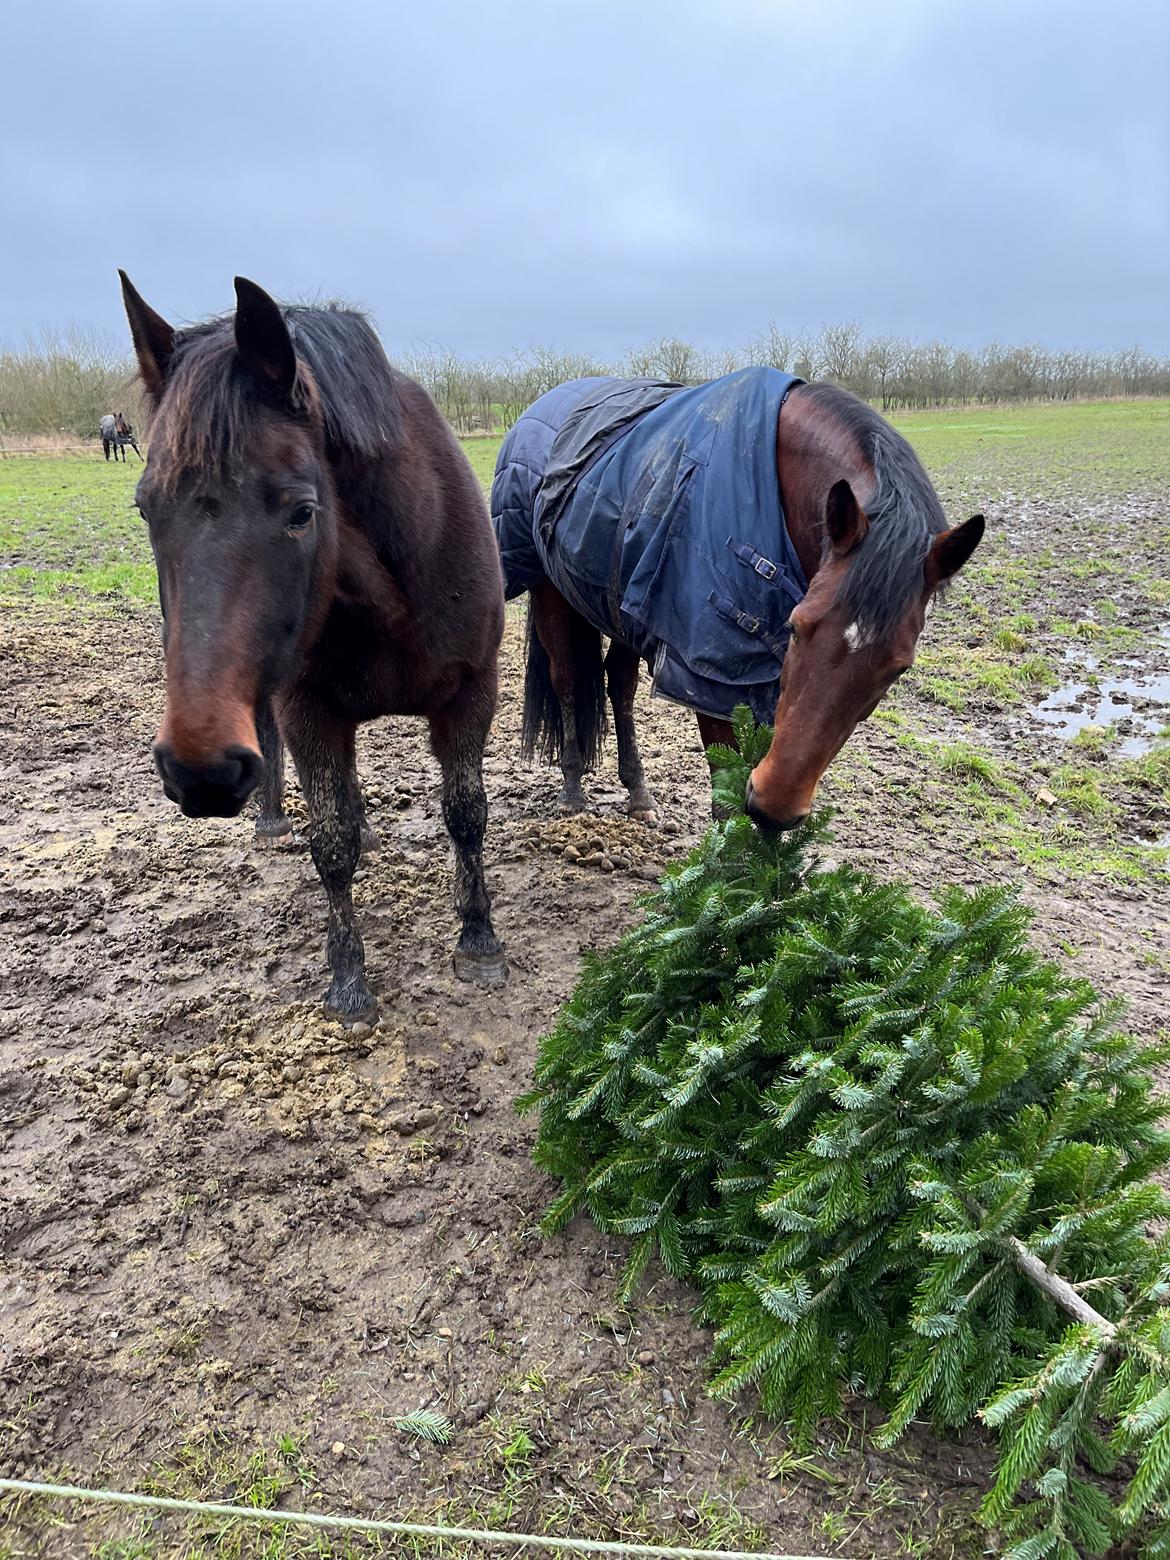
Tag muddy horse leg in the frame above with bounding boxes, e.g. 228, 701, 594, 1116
349, 754, 381, 855
530, 583, 591, 813
429, 670, 506, 986
253, 698, 298, 848
605, 640, 657, 823
284, 707, 376, 1022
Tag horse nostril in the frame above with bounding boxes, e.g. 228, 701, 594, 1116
224, 745, 263, 801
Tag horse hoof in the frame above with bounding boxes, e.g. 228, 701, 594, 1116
557, 796, 588, 816
628, 807, 658, 826
254, 825, 302, 851
360, 824, 381, 855
324, 992, 379, 1027
453, 948, 508, 987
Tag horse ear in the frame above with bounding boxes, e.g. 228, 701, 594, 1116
825, 478, 867, 553
119, 270, 175, 400
927, 513, 985, 585
233, 276, 297, 402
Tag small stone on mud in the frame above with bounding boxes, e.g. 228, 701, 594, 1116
635, 865, 661, 882
589, 837, 606, 853
124, 1111, 143, 1133
331, 1440, 345, 1457
348, 1021, 372, 1039
281, 1064, 302, 1083
418, 1009, 439, 1027
612, 854, 631, 870
166, 1075, 190, 1102
90, 918, 106, 933
637, 1349, 656, 1366
120, 1062, 139, 1088
1036, 787, 1059, 808
492, 1045, 509, 1066
599, 855, 615, 873
109, 1085, 132, 1108
562, 845, 581, 862
661, 820, 680, 836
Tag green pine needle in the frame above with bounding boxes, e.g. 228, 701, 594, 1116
393, 1410, 454, 1445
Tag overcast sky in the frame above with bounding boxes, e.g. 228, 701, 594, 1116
2, 0, 1167, 359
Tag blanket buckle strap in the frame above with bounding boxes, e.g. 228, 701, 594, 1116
727, 537, 778, 582
709, 592, 760, 635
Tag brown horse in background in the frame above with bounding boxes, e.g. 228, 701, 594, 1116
500, 376, 984, 829
119, 272, 507, 1022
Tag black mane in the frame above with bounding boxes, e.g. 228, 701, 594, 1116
153, 301, 401, 479
801, 381, 948, 640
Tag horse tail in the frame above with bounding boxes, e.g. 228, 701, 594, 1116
521, 596, 607, 768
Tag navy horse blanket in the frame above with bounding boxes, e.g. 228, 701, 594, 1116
491, 366, 806, 723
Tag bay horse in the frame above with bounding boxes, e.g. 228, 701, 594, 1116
492, 368, 984, 829
118, 271, 507, 1021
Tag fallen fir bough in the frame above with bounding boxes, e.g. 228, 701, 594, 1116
519, 711, 1170, 1558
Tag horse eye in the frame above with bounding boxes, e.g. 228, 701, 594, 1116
288, 504, 316, 532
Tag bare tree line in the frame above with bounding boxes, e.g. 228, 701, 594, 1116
403, 326, 1170, 431
2, 321, 1168, 440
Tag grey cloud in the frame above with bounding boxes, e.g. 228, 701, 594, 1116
1, 0, 1166, 356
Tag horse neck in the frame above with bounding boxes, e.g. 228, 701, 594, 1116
776, 388, 872, 583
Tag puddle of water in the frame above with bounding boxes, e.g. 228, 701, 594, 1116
1030, 672, 1170, 755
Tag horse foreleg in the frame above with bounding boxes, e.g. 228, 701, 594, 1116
696, 714, 735, 751
348, 753, 380, 855
605, 641, 656, 823
696, 713, 738, 819
253, 698, 298, 849
429, 671, 506, 987
284, 706, 375, 1023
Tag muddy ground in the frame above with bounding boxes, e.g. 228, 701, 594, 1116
1, 480, 1168, 1558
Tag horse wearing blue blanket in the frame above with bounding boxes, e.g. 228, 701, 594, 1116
492, 368, 984, 831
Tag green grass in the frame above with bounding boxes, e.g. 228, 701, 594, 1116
891, 397, 1170, 502
0, 456, 155, 606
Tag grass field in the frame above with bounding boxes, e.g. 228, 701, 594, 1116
3, 399, 1168, 602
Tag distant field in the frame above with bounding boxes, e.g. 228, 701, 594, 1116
2, 399, 1168, 608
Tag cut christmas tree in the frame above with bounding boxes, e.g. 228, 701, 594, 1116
520, 708, 1170, 1558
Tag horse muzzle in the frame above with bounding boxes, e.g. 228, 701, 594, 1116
153, 742, 263, 818
744, 777, 810, 834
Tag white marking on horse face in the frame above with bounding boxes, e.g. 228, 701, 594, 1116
844, 620, 873, 654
